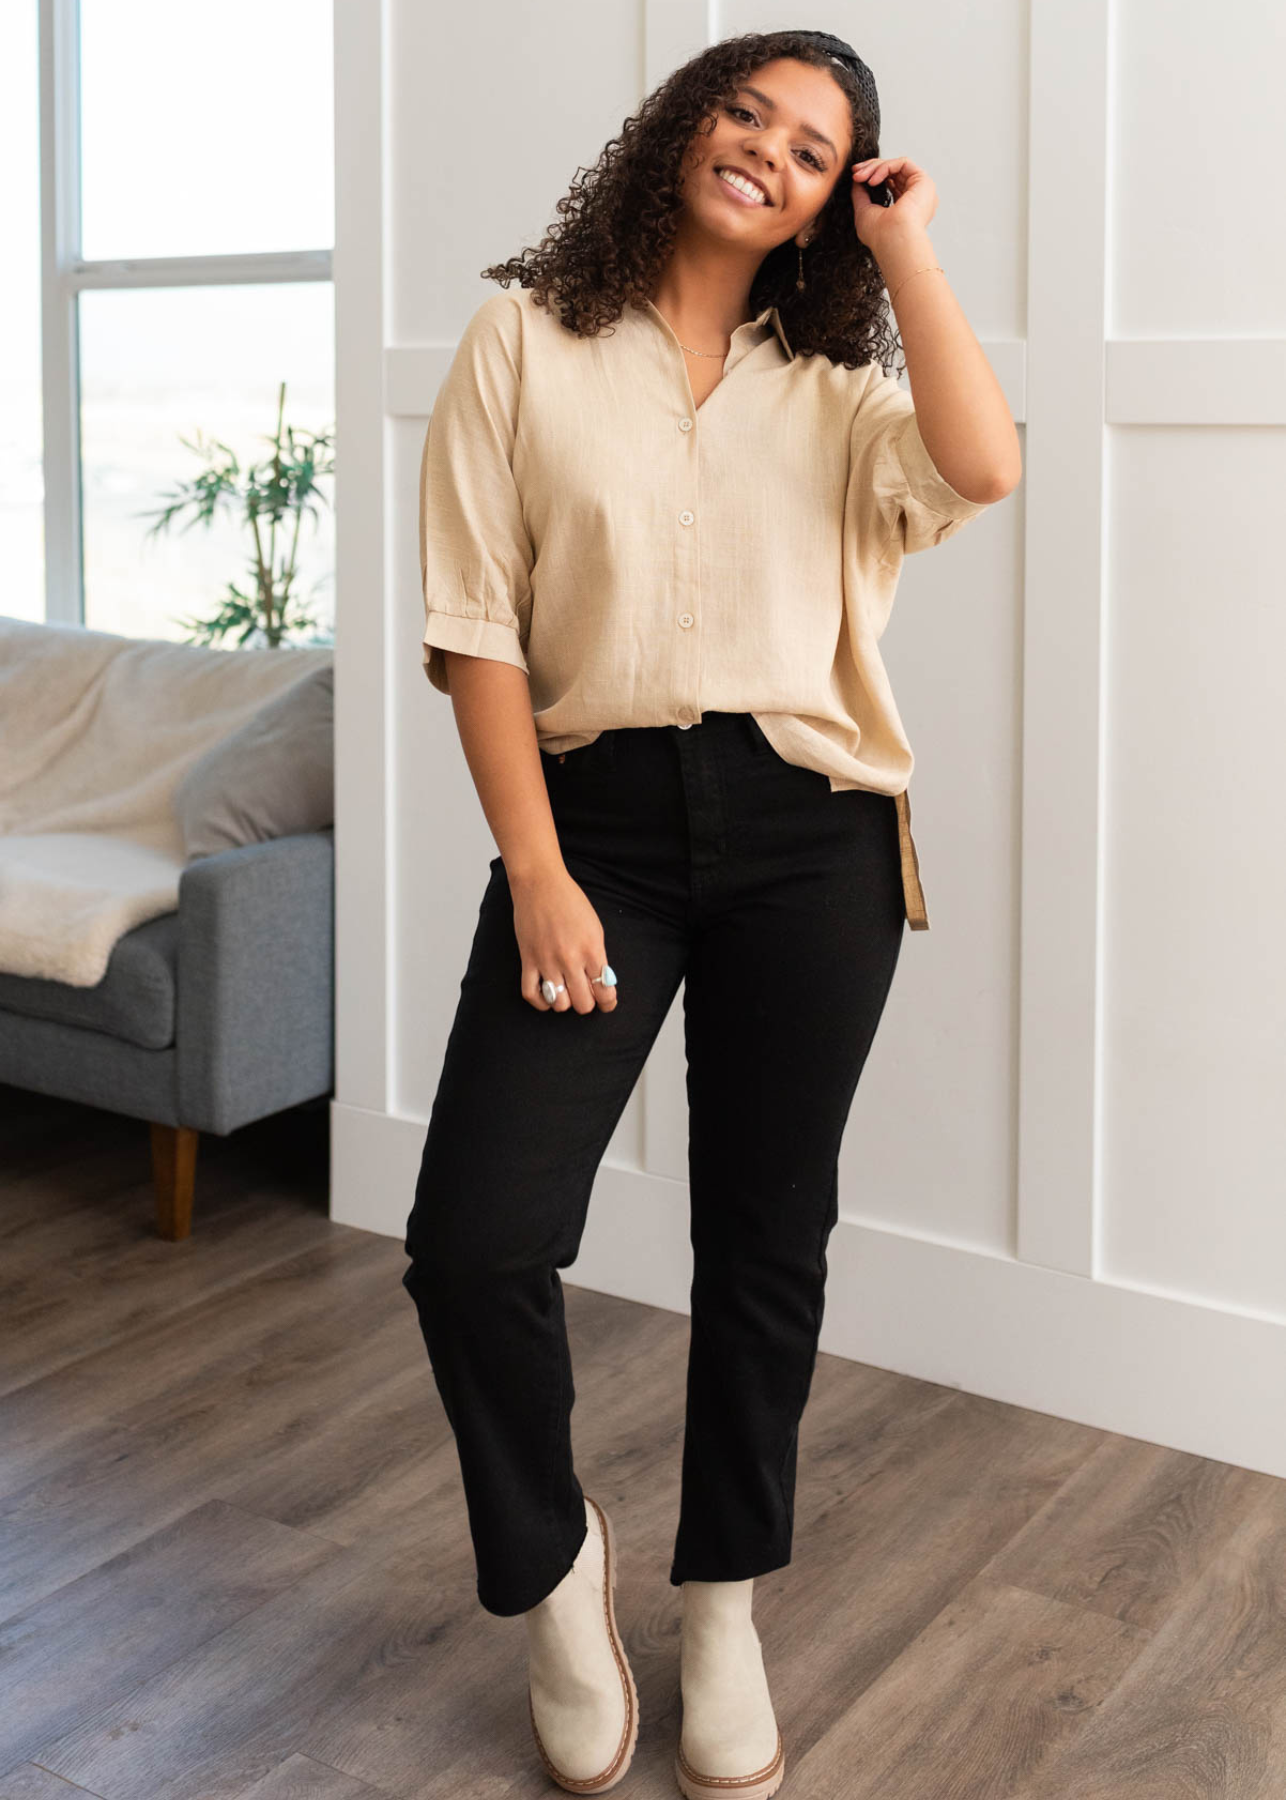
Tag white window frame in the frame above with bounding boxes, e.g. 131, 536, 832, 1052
37, 0, 334, 625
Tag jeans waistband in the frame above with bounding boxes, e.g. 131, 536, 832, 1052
587, 712, 769, 764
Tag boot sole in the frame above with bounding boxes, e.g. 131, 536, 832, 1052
674, 1727, 786, 1799
529, 1493, 640, 1794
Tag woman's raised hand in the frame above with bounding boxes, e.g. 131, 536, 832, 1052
850, 154, 938, 249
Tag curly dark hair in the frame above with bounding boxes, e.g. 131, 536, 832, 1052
479, 31, 901, 375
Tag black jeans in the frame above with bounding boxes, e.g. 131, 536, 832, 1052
400, 711, 905, 1616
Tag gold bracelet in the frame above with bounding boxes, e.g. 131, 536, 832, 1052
888, 263, 944, 306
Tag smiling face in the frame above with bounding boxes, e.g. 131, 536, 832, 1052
678, 57, 855, 248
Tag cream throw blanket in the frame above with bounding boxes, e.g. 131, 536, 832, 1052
0, 617, 332, 988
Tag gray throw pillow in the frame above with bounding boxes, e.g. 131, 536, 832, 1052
175, 662, 334, 860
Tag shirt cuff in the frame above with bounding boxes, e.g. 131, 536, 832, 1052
895, 412, 993, 523
422, 608, 529, 694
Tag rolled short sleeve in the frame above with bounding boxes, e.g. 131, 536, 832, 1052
419, 292, 535, 694
850, 362, 992, 558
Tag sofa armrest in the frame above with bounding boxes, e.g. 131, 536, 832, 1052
176, 829, 334, 1135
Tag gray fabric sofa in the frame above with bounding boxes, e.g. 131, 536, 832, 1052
0, 827, 334, 1239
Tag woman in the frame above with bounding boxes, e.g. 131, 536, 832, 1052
402, 27, 1019, 1798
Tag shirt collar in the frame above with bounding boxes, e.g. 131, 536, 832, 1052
641, 297, 794, 363
754, 303, 794, 360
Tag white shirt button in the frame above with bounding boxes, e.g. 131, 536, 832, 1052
679, 509, 694, 526
678, 612, 694, 628
678, 417, 693, 432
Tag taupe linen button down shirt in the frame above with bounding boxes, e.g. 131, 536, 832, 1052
418, 287, 994, 929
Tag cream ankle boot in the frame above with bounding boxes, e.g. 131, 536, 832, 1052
524, 1494, 638, 1794
674, 1577, 785, 1799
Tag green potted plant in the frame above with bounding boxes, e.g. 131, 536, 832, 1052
137, 380, 335, 648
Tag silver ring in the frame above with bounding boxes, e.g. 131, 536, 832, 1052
591, 963, 617, 988
540, 978, 566, 1005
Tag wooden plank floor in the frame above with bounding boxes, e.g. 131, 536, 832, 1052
3, 1080, 1286, 1799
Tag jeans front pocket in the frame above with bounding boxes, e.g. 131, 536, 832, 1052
560, 731, 616, 770
540, 733, 618, 817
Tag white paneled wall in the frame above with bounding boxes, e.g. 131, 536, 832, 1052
330, 0, 1286, 1478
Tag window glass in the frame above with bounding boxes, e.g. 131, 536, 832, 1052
80, 281, 334, 644
0, 0, 43, 623
80, 0, 334, 260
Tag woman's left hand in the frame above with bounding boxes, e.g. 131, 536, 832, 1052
850, 155, 938, 250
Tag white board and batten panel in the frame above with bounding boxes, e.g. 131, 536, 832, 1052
1098, 0, 1286, 1341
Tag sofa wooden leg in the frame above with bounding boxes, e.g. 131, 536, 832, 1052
150, 1122, 199, 1240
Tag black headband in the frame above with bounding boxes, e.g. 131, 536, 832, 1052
791, 29, 880, 143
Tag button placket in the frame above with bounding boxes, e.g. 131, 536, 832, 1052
674, 394, 701, 732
